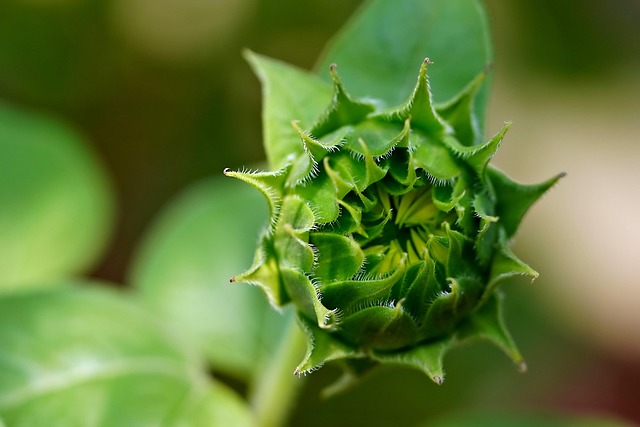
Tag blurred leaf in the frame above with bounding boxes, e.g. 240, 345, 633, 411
427, 412, 632, 427
166, 382, 254, 427
315, 0, 492, 130
0, 284, 253, 427
129, 175, 288, 380
0, 103, 114, 292
244, 50, 332, 170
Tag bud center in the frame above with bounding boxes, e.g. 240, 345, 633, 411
357, 184, 455, 276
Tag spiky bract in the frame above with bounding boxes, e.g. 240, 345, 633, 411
226, 56, 562, 386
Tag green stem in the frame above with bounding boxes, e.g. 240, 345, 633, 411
249, 315, 307, 427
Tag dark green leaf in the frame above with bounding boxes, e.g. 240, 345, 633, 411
295, 317, 362, 376
310, 233, 364, 283
372, 338, 451, 385
296, 172, 340, 223
316, 0, 492, 128
310, 65, 376, 137
338, 302, 418, 350
281, 267, 337, 329
320, 264, 404, 313
488, 167, 565, 238
411, 134, 461, 182
456, 292, 526, 372
436, 70, 487, 146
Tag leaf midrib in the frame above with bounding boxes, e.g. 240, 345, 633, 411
0, 357, 189, 409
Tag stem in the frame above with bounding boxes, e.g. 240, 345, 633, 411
249, 314, 307, 427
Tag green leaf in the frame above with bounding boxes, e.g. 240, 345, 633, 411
456, 292, 526, 372
167, 382, 255, 427
411, 135, 461, 182
483, 235, 539, 303
378, 58, 447, 135
338, 302, 418, 351
320, 264, 405, 313
316, 0, 492, 128
129, 176, 287, 380
309, 233, 364, 283
280, 268, 337, 329
442, 122, 510, 177
488, 167, 565, 238
295, 171, 340, 223
0, 103, 114, 292
436, 70, 488, 146
372, 338, 452, 385
244, 51, 333, 170
310, 64, 376, 137
0, 285, 253, 427
295, 317, 363, 376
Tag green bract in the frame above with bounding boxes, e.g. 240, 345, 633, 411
226, 53, 562, 386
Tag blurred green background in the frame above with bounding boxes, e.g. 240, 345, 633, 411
1, 0, 639, 425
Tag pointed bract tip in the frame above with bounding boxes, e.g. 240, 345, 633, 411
328, 63, 344, 88
517, 360, 528, 373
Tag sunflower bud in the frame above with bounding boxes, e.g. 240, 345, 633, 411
225, 56, 562, 385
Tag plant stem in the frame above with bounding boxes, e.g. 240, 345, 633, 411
249, 314, 307, 427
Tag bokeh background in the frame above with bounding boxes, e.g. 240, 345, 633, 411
1, 0, 639, 425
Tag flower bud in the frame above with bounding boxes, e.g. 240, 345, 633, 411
226, 57, 562, 386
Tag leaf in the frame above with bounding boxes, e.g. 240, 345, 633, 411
0, 103, 114, 292
372, 338, 452, 385
309, 232, 364, 283
244, 51, 333, 170
436, 70, 488, 146
309, 64, 376, 137
295, 317, 362, 376
315, 0, 492, 130
280, 268, 337, 329
488, 167, 565, 238
0, 285, 253, 427
167, 382, 255, 427
456, 292, 526, 372
338, 302, 418, 351
129, 176, 288, 380
411, 134, 461, 182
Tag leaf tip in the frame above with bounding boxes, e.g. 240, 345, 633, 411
432, 373, 445, 385
517, 359, 528, 373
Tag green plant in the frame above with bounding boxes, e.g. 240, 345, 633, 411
225, 0, 563, 390
4, 1, 626, 427
227, 48, 562, 386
